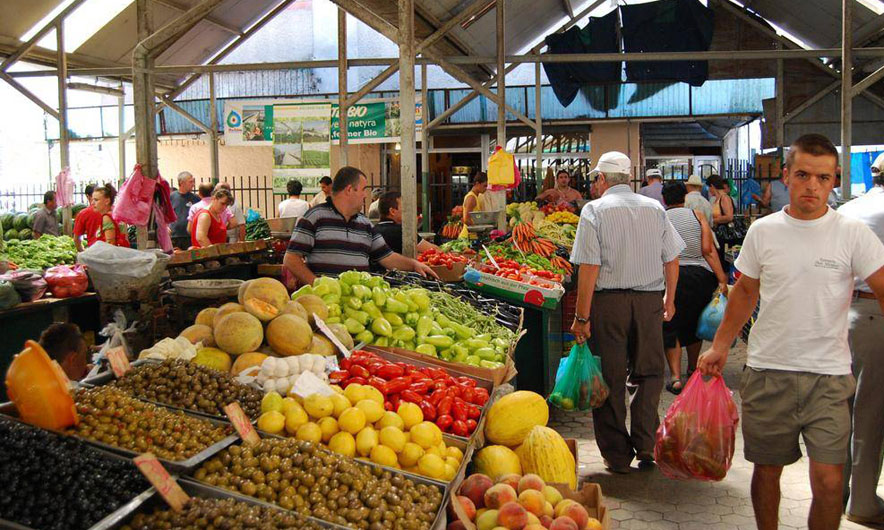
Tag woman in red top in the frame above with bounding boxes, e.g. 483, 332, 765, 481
191, 189, 233, 248
92, 183, 130, 247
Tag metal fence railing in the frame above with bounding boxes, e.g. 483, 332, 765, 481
0, 182, 94, 213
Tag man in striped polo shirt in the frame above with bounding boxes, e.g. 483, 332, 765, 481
284, 166, 436, 285
570, 151, 684, 474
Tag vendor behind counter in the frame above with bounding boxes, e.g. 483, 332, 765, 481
283, 166, 436, 286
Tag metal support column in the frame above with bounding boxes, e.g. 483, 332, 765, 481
842, 0, 853, 200
421, 63, 430, 232
118, 86, 126, 183
399, 0, 417, 258
535, 58, 542, 188
338, 8, 349, 167
209, 72, 220, 181
56, 21, 72, 235
775, 43, 784, 149
496, 0, 506, 149
133, 0, 155, 248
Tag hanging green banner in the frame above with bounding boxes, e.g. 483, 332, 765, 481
331, 102, 387, 143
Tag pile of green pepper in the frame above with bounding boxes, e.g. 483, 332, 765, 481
293, 271, 513, 369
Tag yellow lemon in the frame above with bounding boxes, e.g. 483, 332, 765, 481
281, 397, 302, 416
364, 385, 385, 406
296, 422, 322, 444
356, 427, 379, 457
397, 402, 423, 430
410, 421, 437, 449
257, 411, 285, 435
436, 441, 447, 455
328, 431, 356, 458
376, 411, 405, 430
344, 383, 367, 405
370, 445, 399, 467
398, 442, 425, 468
405, 465, 420, 474
330, 393, 351, 418
379, 426, 407, 453
304, 394, 334, 419
284, 406, 309, 435
446, 446, 464, 461
317, 416, 339, 443
261, 392, 284, 414
338, 407, 367, 434
356, 399, 385, 423
330, 384, 345, 394
417, 453, 445, 479
443, 463, 458, 481
424, 445, 442, 458
445, 456, 461, 468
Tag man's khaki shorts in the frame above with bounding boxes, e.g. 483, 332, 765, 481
740, 367, 856, 466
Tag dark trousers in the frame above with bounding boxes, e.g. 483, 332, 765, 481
589, 290, 666, 467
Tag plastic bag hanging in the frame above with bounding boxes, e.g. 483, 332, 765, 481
654, 371, 739, 481
548, 342, 609, 411
488, 146, 516, 187
86, 309, 137, 379
55, 167, 75, 208
696, 291, 727, 341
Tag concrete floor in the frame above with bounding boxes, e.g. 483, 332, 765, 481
548, 340, 880, 529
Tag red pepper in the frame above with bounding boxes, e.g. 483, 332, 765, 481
461, 387, 474, 403
389, 394, 400, 410
383, 376, 410, 396
368, 361, 390, 376
433, 380, 448, 392
400, 390, 423, 404
473, 388, 489, 406
346, 376, 368, 387
350, 356, 371, 368
411, 381, 430, 395
328, 370, 349, 385
376, 364, 404, 380
368, 376, 387, 395
452, 399, 468, 422
418, 400, 437, 421
427, 390, 444, 406
447, 386, 462, 398
339, 358, 352, 371
438, 396, 453, 417
435, 414, 453, 431
467, 404, 481, 420
348, 364, 370, 379
456, 376, 477, 388
451, 420, 469, 437
466, 419, 478, 432
384, 401, 394, 411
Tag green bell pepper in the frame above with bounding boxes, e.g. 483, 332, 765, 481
450, 322, 475, 340
415, 344, 437, 357
404, 312, 419, 327
344, 318, 365, 335
406, 289, 431, 311
326, 317, 341, 324
464, 339, 491, 351
393, 326, 415, 342
480, 360, 504, 369
351, 284, 372, 300
371, 317, 393, 337
339, 271, 362, 286
465, 355, 481, 366
474, 333, 492, 343
373, 336, 390, 347
361, 301, 383, 320
292, 284, 313, 299
372, 287, 387, 307
321, 293, 340, 305
384, 297, 409, 314
355, 330, 374, 344
345, 297, 363, 310
313, 283, 331, 297
474, 347, 498, 361
340, 282, 352, 296
382, 312, 404, 327
435, 313, 452, 328
327, 304, 342, 318
417, 315, 433, 336
343, 307, 369, 326
425, 335, 454, 348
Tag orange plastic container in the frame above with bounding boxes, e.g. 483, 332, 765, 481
5, 340, 78, 430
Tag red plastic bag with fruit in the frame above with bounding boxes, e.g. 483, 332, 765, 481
654, 371, 739, 481
44, 264, 88, 298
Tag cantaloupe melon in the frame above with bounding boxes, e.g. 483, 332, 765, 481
266, 314, 313, 356
230, 351, 268, 376
295, 294, 328, 327
213, 302, 245, 328
328, 323, 355, 350
310, 334, 336, 356
194, 307, 218, 328
179, 324, 215, 347
237, 279, 253, 305
279, 300, 308, 321
214, 312, 263, 355
242, 278, 289, 321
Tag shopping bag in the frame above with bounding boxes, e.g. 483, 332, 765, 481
548, 343, 609, 411
696, 292, 727, 341
488, 147, 515, 187
654, 372, 739, 481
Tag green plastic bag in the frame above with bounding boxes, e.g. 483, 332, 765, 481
548, 342, 609, 411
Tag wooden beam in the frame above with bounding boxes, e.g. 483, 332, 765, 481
561, 0, 573, 19
151, 0, 243, 36
416, 0, 494, 53
841, 0, 853, 199
399, 0, 417, 259
0, 0, 88, 71
0, 70, 58, 118
338, 7, 349, 167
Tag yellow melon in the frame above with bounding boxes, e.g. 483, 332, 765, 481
518, 426, 576, 489
194, 307, 218, 328
310, 334, 336, 356
243, 278, 289, 321
484, 391, 549, 446
266, 314, 313, 356
279, 300, 308, 320
295, 294, 328, 327
193, 347, 232, 372
179, 324, 215, 348
213, 302, 245, 328
230, 352, 268, 376
214, 312, 264, 355
237, 279, 253, 305
473, 445, 522, 479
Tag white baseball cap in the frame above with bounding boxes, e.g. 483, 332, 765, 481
872, 153, 884, 173
589, 151, 631, 177
685, 174, 703, 186
646, 168, 663, 179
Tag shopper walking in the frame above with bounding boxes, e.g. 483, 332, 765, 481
570, 151, 684, 474
697, 134, 884, 530
838, 155, 884, 525
684, 174, 713, 225
660, 181, 728, 394
169, 171, 199, 249
638, 168, 664, 205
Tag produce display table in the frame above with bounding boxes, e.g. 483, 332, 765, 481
0, 293, 99, 399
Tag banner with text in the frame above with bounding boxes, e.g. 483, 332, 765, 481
271, 103, 332, 194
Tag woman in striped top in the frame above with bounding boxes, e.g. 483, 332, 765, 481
661, 181, 729, 394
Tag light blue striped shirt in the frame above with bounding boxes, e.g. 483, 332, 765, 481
570, 184, 685, 291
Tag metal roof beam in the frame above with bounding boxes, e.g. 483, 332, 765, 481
0, 70, 58, 118
150, 0, 244, 36
852, 63, 884, 96
784, 79, 840, 122
68, 81, 124, 96
561, 0, 573, 18
416, 0, 494, 54
0, 0, 88, 72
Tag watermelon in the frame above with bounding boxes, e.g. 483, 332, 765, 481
18, 228, 31, 240
13, 215, 27, 231
26, 212, 35, 229
72, 203, 87, 216
1, 213, 13, 230
28, 203, 41, 211
5, 229, 19, 240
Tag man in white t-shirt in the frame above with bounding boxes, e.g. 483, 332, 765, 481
698, 134, 884, 530
278, 179, 310, 219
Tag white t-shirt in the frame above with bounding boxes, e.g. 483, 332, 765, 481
838, 187, 884, 292
735, 207, 884, 375
278, 198, 310, 219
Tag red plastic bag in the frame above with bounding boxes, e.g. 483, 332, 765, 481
654, 371, 739, 481
44, 264, 89, 298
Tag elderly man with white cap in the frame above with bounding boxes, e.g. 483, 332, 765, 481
838, 151, 884, 524
638, 168, 664, 205
570, 151, 685, 474
684, 174, 713, 225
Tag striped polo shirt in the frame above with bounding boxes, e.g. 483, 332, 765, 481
287, 199, 393, 274
571, 184, 685, 291
666, 207, 711, 271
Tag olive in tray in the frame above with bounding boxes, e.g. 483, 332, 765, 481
69, 386, 232, 461
110, 359, 263, 419
0, 417, 148, 530
120, 497, 324, 530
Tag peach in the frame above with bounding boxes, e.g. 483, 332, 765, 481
543, 502, 554, 517
448, 522, 467, 530
524, 525, 546, 530
448, 495, 477, 521
526, 513, 540, 526
539, 515, 553, 528
586, 518, 604, 530
561, 503, 589, 529
499, 473, 522, 491
518, 473, 546, 493
518, 489, 546, 516
477, 509, 499, 530
477, 508, 488, 520
461, 473, 495, 509
485, 483, 518, 509
498, 501, 529, 530
542, 485, 563, 507
548, 517, 578, 530
554, 499, 578, 518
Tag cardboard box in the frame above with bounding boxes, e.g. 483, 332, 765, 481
430, 261, 467, 282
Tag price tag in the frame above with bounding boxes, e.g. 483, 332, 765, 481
314, 314, 352, 358
106, 346, 131, 378
133, 454, 190, 512
224, 402, 260, 446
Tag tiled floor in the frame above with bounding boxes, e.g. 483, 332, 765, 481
549, 341, 881, 529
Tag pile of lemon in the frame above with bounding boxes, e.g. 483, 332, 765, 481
256, 383, 463, 481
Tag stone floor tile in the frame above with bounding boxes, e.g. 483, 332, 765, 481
631, 510, 663, 522
608, 509, 634, 522
674, 503, 707, 514
663, 511, 695, 523
721, 513, 756, 525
